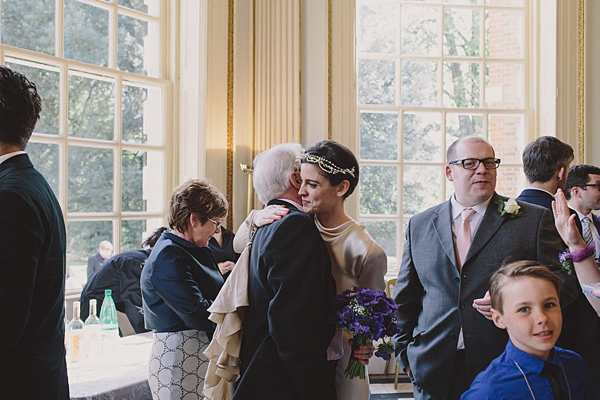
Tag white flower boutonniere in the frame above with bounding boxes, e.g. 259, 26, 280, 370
496, 198, 522, 218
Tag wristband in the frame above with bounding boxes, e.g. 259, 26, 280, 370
562, 242, 596, 262
559, 243, 596, 275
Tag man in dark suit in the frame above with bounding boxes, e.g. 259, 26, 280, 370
394, 136, 579, 400
516, 136, 573, 212
517, 138, 600, 397
80, 227, 166, 334
87, 240, 113, 278
0, 66, 69, 399
233, 143, 337, 400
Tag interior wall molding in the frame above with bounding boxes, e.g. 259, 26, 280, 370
578, 0, 585, 162
227, 0, 234, 228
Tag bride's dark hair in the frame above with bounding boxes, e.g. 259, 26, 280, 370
301, 140, 359, 199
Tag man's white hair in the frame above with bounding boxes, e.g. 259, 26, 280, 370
253, 143, 303, 205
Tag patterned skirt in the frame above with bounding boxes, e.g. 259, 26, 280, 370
148, 329, 210, 400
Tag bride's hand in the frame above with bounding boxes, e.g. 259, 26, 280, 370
349, 339, 375, 366
252, 205, 289, 227
552, 189, 586, 250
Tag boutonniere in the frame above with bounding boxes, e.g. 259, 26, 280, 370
496, 198, 522, 218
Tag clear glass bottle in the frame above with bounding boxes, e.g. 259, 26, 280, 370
99, 289, 119, 347
84, 299, 102, 358
66, 301, 85, 363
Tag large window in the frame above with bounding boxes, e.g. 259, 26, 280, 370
1, 0, 169, 288
356, 0, 531, 273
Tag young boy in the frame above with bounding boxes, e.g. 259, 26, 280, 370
461, 260, 589, 399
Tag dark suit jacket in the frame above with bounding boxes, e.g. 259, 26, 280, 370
80, 249, 151, 334
516, 188, 583, 231
141, 232, 224, 334
0, 154, 69, 399
87, 251, 105, 278
394, 193, 579, 400
233, 200, 337, 400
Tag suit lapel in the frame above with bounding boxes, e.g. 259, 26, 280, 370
464, 193, 507, 266
432, 200, 459, 270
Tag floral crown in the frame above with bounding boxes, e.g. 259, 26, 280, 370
298, 152, 356, 178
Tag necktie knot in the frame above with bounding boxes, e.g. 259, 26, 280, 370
461, 208, 475, 222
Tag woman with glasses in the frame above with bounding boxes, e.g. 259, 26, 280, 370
141, 179, 228, 400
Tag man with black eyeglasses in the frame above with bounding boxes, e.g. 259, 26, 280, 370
393, 136, 580, 400
565, 164, 600, 263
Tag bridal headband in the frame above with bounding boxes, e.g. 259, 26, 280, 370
298, 152, 356, 178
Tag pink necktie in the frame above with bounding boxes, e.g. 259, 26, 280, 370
456, 208, 475, 268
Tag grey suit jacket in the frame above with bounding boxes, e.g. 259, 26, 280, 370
393, 192, 578, 400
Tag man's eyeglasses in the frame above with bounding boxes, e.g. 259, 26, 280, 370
577, 183, 600, 191
207, 217, 222, 230
448, 158, 501, 170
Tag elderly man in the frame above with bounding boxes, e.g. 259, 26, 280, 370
232, 143, 337, 400
87, 240, 113, 278
394, 136, 578, 400
0, 66, 69, 398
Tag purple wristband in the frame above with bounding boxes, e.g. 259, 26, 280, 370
563, 242, 596, 262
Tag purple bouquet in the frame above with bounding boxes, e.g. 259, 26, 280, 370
333, 287, 400, 379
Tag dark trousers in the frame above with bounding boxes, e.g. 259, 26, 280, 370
411, 350, 469, 400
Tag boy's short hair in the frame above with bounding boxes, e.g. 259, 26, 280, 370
489, 260, 561, 314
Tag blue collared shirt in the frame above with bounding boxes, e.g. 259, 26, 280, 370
461, 340, 589, 400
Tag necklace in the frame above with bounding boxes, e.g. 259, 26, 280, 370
513, 360, 571, 400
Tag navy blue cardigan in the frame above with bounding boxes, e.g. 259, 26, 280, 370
141, 231, 224, 334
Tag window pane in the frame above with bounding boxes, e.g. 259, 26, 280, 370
446, 114, 483, 141
68, 146, 114, 212
443, 61, 480, 108
486, 0, 524, 5
495, 166, 523, 199
444, 8, 481, 57
489, 114, 525, 165
403, 112, 442, 162
121, 218, 163, 251
359, 165, 398, 215
68, 73, 115, 140
67, 220, 113, 285
402, 60, 438, 107
486, 10, 524, 59
403, 165, 443, 216
1, 0, 55, 55
358, 59, 396, 105
119, 0, 161, 17
65, 0, 109, 67
401, 6, 439, 56
28, 142, 59, 196
122, 149, 164, 212
357, 4, 398, 54
361, 220, 397, 258
5, 60, 60, 136
360, 112, 398, 161
445, 0, 482, 4
486, 63, 524, 109
122, 83, 162, 145
118, 14, 159, 76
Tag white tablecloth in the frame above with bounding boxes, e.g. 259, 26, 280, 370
68, 332, 153, 400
